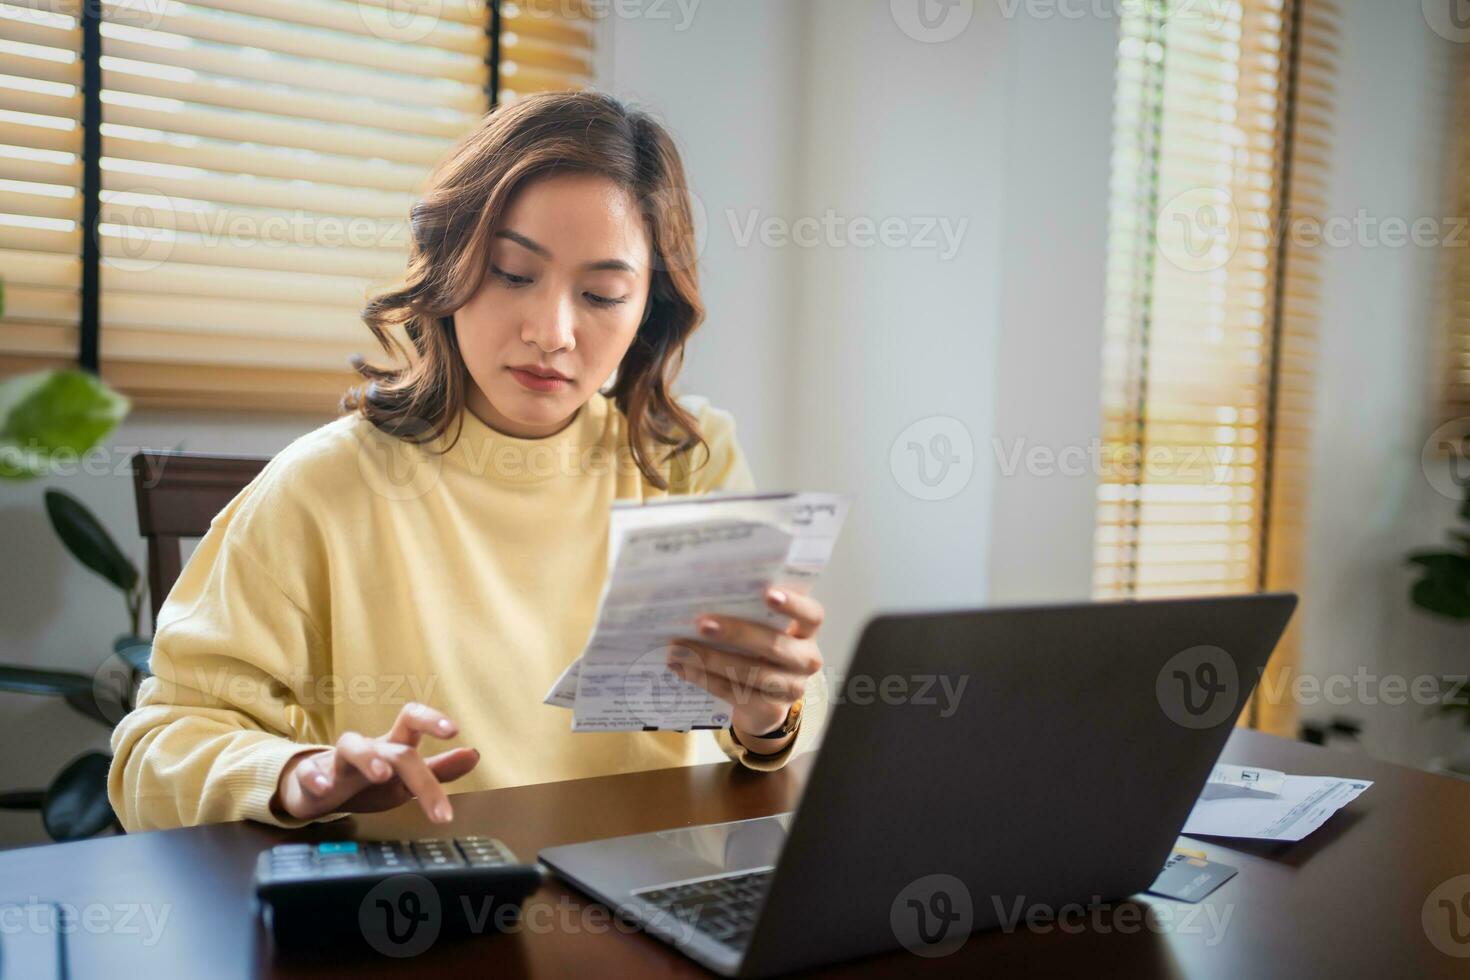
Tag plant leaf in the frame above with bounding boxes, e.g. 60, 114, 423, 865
0, 369, 129, 480
0, 665, 93, 698
64, 689, 120, 727
0, 789, 44, 811
42, 752, 117, 841
44, 488, 139, 593
113, 634, 152, 673
1411, 577, 1470, 619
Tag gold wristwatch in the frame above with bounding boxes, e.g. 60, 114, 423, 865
740, 698, 804, 744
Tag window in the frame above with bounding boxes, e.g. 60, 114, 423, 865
0, 0, 594, 412
1442, 45, 1470, 448
1093, 0, 1339, 734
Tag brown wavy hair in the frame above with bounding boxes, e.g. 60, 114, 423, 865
342, 90, 707, 490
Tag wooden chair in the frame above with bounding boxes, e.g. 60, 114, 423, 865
131, 451, 271, 631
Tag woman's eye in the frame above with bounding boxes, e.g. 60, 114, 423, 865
493, 266, 532, 286
585, 292, 627, 308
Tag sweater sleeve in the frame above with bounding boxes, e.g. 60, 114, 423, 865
109, 505, 348, 832
714, 668, 828, 771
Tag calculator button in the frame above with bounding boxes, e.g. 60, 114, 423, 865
364, 841, 416, 870
411, 840, 465, 867
317, 842, 359, 854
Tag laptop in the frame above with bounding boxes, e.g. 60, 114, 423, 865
538, 593, 1297, 977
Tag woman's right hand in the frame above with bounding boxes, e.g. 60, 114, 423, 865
270, 702, 480, 824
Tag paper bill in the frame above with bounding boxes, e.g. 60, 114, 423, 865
1183, 774, 1371, 842
542, 491, 851, 732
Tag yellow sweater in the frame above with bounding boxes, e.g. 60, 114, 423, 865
109, 393, 823, 832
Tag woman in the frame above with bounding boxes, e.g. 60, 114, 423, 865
108, 91, 827, 832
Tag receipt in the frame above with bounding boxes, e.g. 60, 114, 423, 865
1183, 774, 1371, 841
543, 491, 851, 732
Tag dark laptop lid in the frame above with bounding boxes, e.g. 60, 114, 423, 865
741, 593, 1297, 977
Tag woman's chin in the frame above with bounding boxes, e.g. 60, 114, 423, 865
485, 383, 580, 436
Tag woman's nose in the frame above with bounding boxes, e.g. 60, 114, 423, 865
522, 291, 576, 353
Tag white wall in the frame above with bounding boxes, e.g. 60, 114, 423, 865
602, 0, 805, 486
1296, 0, 1470, 768
986, 9, 1113, 605
604, 1, 1118, 675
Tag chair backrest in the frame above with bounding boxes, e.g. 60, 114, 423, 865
131, 450, 271, 631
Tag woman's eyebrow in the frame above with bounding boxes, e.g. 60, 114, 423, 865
495, 229, 637, 273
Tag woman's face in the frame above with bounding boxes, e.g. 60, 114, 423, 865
453, 171, 653, 438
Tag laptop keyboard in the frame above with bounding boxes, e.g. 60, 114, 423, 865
633, 867, 774, 950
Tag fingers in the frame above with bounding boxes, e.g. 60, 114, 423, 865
691, 613, 823, 676
669, 641, 808, 704
764, 586, 825, 639
336, 730, 394, 785
388, 702, 458, 748
424, 746, 481, 784
381, 742, 456, 824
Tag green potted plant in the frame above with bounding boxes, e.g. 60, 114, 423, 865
0, 367, 144, 840
1406, 443, 1470, 778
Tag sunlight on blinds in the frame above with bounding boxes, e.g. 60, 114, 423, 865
1442, 44, 1470, 445
95, 0, 490, 409
0, 0, 596, 411
1094, 0, 1338, 734
0, 0, 83, 370
499, 0, 595, 103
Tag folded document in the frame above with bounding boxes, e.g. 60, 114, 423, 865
1183, 772, 1371, 842
544, 491, 852, 732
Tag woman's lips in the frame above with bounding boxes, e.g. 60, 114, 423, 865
508, 367, 571, 393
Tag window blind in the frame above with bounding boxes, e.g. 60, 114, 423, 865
0, 1, 83, 373
0, 0, 596, 412
1094, 0, 1338, 735
1442, 45, 1470, 447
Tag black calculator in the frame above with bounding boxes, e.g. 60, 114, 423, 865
254, 836, 544, 955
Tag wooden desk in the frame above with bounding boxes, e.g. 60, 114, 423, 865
2, 730, 1468, 978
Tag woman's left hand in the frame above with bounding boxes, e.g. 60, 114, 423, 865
667, 586, 824, 746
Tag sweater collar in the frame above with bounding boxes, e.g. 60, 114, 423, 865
438, 392, 614, 484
